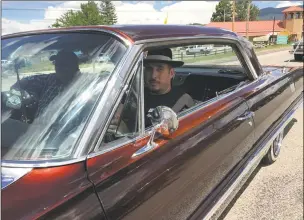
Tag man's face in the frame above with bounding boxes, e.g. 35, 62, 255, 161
144, 63, 174, 94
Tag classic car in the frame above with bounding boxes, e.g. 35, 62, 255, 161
1, 25, 303, 220
290, 39, 304, 61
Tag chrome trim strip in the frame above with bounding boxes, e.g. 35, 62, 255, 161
204, 94, 303, 220
1, 156, 87, 168
139, 53, 146, 134
2, 28, 132, 47
87, 132, 151, 159
178, 79, 256, 120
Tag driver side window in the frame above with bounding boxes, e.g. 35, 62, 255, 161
102, 64, 141, 144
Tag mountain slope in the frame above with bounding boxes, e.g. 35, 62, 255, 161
258, 5, 304, 20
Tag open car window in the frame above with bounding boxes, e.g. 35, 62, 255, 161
1, 33, 127, 161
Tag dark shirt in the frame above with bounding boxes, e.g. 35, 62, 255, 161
12, 73, 65, 117
144, 86, 194, 115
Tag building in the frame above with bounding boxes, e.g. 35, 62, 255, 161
205, 6, 303, 41
282, 6, 303, 40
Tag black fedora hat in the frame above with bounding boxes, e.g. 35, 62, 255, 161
144, 48, 184, 68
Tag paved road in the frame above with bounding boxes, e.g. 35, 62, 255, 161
223, 49, 303, 67
222, 50, 303, 220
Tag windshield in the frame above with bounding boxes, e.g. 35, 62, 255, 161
1, 32, 127, 161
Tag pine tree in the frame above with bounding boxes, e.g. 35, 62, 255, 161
100, 0, 118, 25
52, 1, 104, 28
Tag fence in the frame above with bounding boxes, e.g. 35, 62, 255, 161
172, 46, 234, 62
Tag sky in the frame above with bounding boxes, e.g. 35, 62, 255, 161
2, 1, 303, 35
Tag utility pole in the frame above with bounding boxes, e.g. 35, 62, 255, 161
232, 0, 235, 32
224, 9, 226, 22
246, 2, 250, 39
272, 16, 276, 43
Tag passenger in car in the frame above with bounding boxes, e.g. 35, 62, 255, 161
143, 48, 195, 115
11, 49, 80, 119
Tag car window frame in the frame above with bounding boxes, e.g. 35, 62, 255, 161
87, 36, 259, 158
89, 52, 146, 155
139, 37, 257, 130
1, 30, 133, 167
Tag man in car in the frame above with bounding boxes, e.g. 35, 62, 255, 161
143, 48, 195, 116
9, 49, 80, 120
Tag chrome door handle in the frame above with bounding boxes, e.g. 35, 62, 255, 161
237, 111, 255, 121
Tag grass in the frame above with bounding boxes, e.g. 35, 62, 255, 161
20, 62, 95, 74
176, 43, 292, 64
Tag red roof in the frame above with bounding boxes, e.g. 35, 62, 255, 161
205, 20, 285, 37
282, 6, 303, 13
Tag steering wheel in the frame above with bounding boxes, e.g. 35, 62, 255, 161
1, 88, 38, 123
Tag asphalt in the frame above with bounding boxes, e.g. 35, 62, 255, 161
222, 51, 303, 220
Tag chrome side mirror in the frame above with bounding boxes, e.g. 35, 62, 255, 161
147, 106, 179, 137
132, 106, 178, 157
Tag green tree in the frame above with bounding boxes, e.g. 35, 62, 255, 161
211, 0, 232, 22
211, 0, 260, 22
235, 0, 260, 21
100, 0, 118, 25
52, 1, 104, 28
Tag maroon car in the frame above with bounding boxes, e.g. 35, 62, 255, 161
1, 25, 303, 220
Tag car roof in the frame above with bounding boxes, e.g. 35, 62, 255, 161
2, 24, 239, 43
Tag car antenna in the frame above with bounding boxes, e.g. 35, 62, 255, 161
283, 37, 303, 73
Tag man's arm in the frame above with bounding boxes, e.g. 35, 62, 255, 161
172, 93, 195, 113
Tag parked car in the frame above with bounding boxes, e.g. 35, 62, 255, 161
96, 53, 111, 63
1, 25, 303, 220
186, 44, 213, 55
290, 40, 304, 61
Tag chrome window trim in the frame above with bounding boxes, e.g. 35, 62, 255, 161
90, 51, 145, 155
1, 156, 87, 168
2, 28, 133, 48
77, 45, 143, 157
134, 36, 258, 80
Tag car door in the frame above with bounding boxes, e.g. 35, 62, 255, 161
243, 69, 298, 144
85, 54, 255, 220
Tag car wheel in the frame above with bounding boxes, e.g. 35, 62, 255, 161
294, 54, 302, 61
262, 131, 283, 165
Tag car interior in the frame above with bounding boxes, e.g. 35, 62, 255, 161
173, 64, 248, 102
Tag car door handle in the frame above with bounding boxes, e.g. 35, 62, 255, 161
237, 111, 254, 121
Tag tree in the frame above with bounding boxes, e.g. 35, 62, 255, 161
235, 0, 260, 21
211, 0, 232, 22
211, 0, 260, 22
52, 1, 104, 28
100, 0, 118, 25
188, 23, 206, 26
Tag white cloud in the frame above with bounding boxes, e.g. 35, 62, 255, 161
276, 1, 303, 8
115, 1, 218, 24
2, 18, 52, 35
2, 1, 218, 35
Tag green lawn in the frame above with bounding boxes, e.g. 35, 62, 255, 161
176, 44, 292, 64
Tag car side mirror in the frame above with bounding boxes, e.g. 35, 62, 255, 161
147, 106, 179, 138
132, 106, 179, 157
